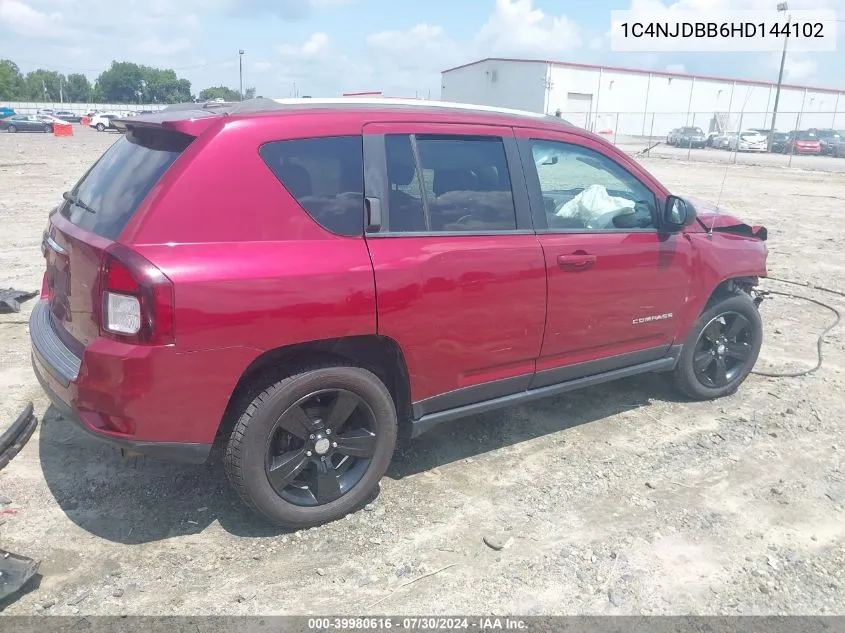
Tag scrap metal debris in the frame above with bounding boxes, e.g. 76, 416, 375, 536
0, 550, 40, 602
0, 289, 37, 314
0, 403, 37, 471
0, 404, 40, 606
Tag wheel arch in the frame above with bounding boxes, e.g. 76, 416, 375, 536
676, 275, 761, 344
219, 335, 413, 442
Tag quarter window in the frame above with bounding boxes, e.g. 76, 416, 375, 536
385, 134, 517, 233
260, 136, 364, 237
530, 139, 657, 231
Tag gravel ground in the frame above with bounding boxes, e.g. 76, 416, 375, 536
0, 127, 843, 616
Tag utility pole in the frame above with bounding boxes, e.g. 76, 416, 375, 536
768, 2, 789, 152
239, 49, 245, 101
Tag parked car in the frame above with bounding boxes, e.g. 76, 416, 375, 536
31, 99, 769, 527
770, 132, 788, 153
0, 114, 53, 133
674, 126, 707, 148
666, 128, 680, 145
783, 131, 822, 155
729, 130, 768, 152
37, 108, 56, 116
831, 134, 845, 158
0, 106, 15, 119
89, 112, 120, 131
807, 128, 841, 155
712, 131, 737, 150
53, 111, 82, 123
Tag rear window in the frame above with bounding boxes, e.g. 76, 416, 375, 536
61, 129, 191, 240
259, 135, 364, 237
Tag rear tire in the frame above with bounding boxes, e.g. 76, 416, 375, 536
672, 292, 762, 401
224, 365, 398, 528
7, 124, 16, 133
96, 123, 105, 132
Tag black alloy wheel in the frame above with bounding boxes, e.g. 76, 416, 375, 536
671, 292, 763, 400
692, 312, 755, 388
265, 389, 376, 507
224, 365, 397, 528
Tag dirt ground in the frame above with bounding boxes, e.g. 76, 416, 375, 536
0, 127, 843, 616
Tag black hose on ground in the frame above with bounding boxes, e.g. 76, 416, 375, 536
751, 277, 843, 378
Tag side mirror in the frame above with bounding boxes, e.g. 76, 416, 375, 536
663, 195, 696, 231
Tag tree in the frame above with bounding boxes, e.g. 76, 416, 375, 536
95, 62, 192, 103
96, 62, 145, 102
244, 87, 256, 99
65, 74, 92, 102
23, 69, 65, 101
199, 85, 242, 101
0, 59, 25, 100
141, 68, 192, 103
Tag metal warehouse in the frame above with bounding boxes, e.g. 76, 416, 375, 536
440, 57, 845, 138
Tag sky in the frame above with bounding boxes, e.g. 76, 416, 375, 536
1, 0, 844, 99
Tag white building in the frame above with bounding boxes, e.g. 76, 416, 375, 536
440, 57, 845, 137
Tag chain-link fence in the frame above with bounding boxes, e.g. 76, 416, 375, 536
566, 111, 845, 172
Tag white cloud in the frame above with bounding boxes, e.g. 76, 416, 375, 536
280, 32, 329, 58
476, 0, 582, 55
367, 24, 446, 52
0, 0, 68, 38
252, 61, 273, 72
782, 53, 819, 82
665, 63, 686, 73
302, 32, 329, 55
137, 36, 192, 56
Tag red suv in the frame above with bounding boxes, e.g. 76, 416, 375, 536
31, 98, 768, 527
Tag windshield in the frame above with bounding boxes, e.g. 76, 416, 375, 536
740, 132, 763, 139
795, 132, 817, 140
681, 127, 703, 134
60, 129, 192, 240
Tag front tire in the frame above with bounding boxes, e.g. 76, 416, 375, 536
7, 124, 16, 133
672, 292, 762, 400
224, 365, 398, 528
96, 123, 105, 132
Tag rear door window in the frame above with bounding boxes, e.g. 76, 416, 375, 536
259, 136, 364, 237
61, 129, 191, 240
384, 134, 517, 233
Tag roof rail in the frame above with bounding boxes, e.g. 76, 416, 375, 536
268, 97, 548, 119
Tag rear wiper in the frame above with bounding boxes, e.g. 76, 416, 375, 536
62, 191, 96, 215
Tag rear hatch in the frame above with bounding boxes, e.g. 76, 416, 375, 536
43, 127, 193, 352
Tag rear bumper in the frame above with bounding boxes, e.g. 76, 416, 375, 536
29, 299, 212, 464
32, 357, 210, 463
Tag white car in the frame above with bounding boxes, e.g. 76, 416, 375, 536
729, 130, 768, 152
89, 112, 121, 132
710, 131, 736, 150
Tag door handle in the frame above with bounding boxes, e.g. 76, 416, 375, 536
557, 254, 596, 271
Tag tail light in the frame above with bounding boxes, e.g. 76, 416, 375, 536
99, 243, 174, 345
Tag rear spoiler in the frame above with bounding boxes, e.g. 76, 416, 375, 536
112, 98, 283, 136
112, 107, 223, 137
